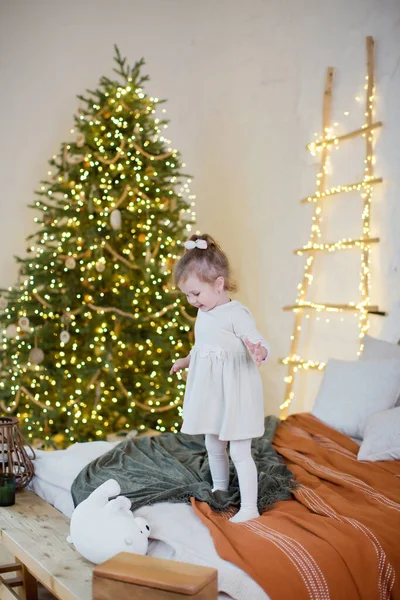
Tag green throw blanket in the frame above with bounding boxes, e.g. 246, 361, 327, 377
71, 416, 296, 512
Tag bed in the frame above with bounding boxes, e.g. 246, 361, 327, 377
1, 334, 399, 600
0, 439, 268, 600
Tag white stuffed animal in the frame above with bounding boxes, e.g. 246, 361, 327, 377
67, 479, 151, 564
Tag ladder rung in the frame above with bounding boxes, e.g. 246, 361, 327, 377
301, 177, 383, 204
0, 563, 22, 574
0, 575, 24, 588
294, 237, 379, 255
283, 302, 379, 313
366, 309, 387, 316
306, 121, 383, 152
279, 357, 326, 370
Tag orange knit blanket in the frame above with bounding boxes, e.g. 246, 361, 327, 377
193, 413, 400, 599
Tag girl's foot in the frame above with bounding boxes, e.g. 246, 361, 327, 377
229, 507, 260, 523
212, 485, 228, 493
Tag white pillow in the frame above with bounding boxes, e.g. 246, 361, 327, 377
358, 406, 400, 461
360, 335, 400, 406
32, 440, 116, 491
379, 300, 400, 343
312, 358, 400, 439
360, 335, 400, 361
29, 477, 75, 518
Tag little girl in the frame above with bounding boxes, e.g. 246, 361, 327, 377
170, 234, 269, 523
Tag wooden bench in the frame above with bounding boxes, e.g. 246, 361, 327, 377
0, 490, 217, 600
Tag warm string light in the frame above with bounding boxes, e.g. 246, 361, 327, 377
280, 37, 382, 417
301, 177, 382, 204
281, 357, 326, 370
306, 121, 382, 154
294, 236, 379, 255
283, 301, 379, 313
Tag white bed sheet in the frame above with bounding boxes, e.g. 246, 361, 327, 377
29, 442, 269, 600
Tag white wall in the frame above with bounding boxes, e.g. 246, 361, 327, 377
1, 0, 399, 416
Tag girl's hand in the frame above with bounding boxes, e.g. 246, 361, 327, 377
170, 357, 190, 375
245, 339, 268, 366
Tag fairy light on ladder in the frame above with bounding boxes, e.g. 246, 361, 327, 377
280, 36, 384, 419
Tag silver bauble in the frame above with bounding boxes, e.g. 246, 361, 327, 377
95, 261, 106, 273
18, 317, 30, 331
29, 348, 44, 364
60, 331, 71, 344
65, 257, 76, 270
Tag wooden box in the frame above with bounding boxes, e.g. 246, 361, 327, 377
93, 552, 218, 600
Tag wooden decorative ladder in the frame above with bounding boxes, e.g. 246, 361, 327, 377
280, 36, 384, 418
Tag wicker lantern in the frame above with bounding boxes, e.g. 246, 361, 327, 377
0, 417, 35, 489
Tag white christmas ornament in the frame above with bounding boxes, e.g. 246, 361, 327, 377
79, 191, 86, 201
65, 257, 76, 270
29, 348, 44, 364
0, 297, 7, 310
110, 209, 122, 230
60, 330, 71, 344
18, 317, 30, 331
76, 133, 85, 148
95, 260, 106, 273
5, 324, 18, 339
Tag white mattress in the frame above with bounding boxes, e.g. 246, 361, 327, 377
29, 442, 269, 600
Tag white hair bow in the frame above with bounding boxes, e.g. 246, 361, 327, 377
184, 239, 208, 250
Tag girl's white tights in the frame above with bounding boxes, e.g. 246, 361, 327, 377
205, 434, 260, 523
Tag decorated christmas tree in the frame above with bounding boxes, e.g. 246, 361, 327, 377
0, 48, 195, 447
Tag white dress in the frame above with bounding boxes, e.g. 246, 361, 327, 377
181, 300, 269, 441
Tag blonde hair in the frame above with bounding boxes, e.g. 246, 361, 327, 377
174, 234, 237, 292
